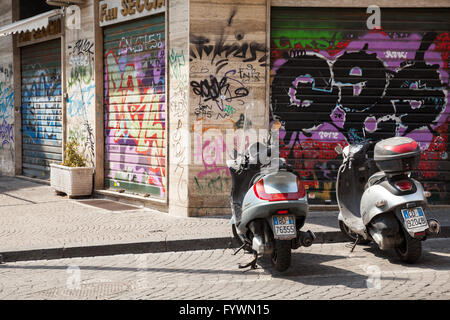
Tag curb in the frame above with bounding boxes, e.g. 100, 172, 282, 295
0, 238, 235, 263
14, 175, 50, 186
1, 227, 449, 263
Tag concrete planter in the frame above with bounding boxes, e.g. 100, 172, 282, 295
50, 163, 94, 198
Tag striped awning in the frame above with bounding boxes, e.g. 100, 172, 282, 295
0, 9, 62, 37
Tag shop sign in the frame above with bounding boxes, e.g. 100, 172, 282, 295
17, 18, 62, 45
99, 0, 165, 27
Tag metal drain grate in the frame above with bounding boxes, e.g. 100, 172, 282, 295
77, 199, 140, 211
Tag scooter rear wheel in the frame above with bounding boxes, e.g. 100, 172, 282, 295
339, 220, 371, 245
271, 240, 291, 272
395, 228, 422, 264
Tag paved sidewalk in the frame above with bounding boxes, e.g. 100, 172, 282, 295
0, 175, 449, 262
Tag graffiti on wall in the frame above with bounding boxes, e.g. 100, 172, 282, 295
21, 68, 62, 146
0, 64, 14, 149
104, 35, 166, 197
271, 25, 450, 202
189, 6, 268, 202
169, 48, 189, 204
0, 63, 14, 175
67, 38, 96, 165
119, 32, 164, 56
0, 81, 14, 122
190, 6, 267, 74
0, 119, 13, 148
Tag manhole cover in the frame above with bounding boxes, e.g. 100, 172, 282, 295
77, 199, 139, 211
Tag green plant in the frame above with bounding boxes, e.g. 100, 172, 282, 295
62, 140, 87, 167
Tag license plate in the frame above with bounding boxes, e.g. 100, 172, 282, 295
272, 215, 296, 239
401, 207, 428, 233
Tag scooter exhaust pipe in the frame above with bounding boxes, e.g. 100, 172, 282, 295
299, 230, 316, 247
368, 229, 384, 249
252, 235, 265, 254
426, 219, 441, 236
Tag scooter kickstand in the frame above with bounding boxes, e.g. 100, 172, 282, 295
233, 243, 247, 255
349, 236, 360, 253
238, 252, 258, 270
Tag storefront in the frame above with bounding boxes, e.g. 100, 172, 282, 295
270, 6, 450, 204
20, 38, 62, 179
8, 10, 65, 180
100, 0, 167, 200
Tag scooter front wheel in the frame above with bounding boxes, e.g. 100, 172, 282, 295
339, 220, 371, 245
395, 228, 422, 264
271, 240, 291, 272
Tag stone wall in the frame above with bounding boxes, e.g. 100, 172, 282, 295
168, 0, 190, 215
65, 1, 96, 166
187, 0, 268, 216
0, 0, 14, 176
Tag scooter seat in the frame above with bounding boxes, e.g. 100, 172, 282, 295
365, 171, 386, 189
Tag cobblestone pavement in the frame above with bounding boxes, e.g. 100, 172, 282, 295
1, 238, 449, 300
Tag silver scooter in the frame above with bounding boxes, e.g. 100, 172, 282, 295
227, 116, 315, 272
335, 136, 441, 263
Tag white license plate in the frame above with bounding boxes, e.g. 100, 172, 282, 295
401, 207, 428, 233
272, 215, 296, 239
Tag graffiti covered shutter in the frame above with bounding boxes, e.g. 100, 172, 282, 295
103, 14, 166, 199
21, 39, 62, 179
270, 7, 450, 204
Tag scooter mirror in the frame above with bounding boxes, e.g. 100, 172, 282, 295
226, 159, 236, 168
335, 144, 343, 155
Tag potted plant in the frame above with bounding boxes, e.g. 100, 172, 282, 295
50, 140, 94, 198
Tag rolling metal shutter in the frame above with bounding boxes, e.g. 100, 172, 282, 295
103, 14, 166, 199
21, 39, 62, 179
270, 7, 450, 204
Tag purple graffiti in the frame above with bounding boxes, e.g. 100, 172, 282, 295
272, 32, 449, 147
0, 119, 13, 147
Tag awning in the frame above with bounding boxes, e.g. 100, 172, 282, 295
0, 9, 63, 37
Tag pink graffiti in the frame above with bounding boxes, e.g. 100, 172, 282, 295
193, 133, 230, 179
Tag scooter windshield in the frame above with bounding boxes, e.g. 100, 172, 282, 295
228, 102, 261, 170
229, 103, 283, 198
242, 103, 280, 170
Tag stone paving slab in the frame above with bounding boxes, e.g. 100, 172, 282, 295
0, 175, 449, 262
0, 239, 449, 300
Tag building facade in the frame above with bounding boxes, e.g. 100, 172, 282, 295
0, 0, 449, 216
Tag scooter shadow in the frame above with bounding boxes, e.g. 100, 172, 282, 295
251, 251, 376, 289
360, 242, 450, 271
